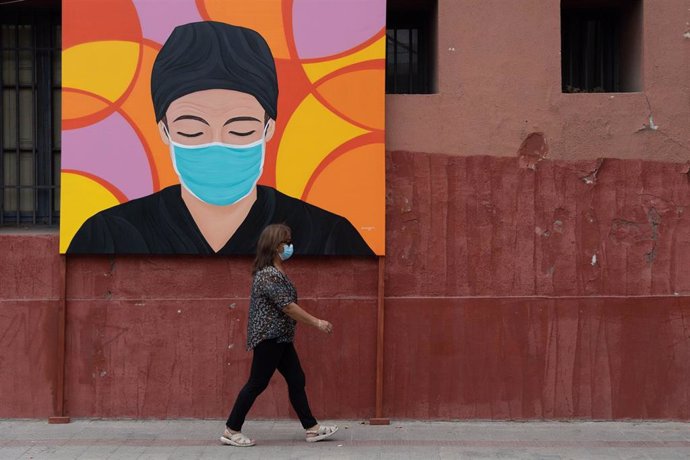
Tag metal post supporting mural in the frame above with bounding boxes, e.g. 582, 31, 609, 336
48, 255, 70, 424
370, 256, 390, 425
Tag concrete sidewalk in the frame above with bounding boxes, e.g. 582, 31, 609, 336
1, 419, 689, 459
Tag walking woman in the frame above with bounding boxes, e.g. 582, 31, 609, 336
221, 224, 339, 447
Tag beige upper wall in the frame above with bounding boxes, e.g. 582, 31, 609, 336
385, 0, 690, 162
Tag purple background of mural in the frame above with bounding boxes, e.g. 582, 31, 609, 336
292, 0, 385, 59
62, 112, 154, 200
132, 0, 203, 44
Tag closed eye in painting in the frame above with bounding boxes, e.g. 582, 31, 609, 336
177, 131, 204, 137
225, 116, 261, 138
229, 130, 256, 136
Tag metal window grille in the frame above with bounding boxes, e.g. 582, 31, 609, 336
386, 9, 434, 94
1, 10, 61, 226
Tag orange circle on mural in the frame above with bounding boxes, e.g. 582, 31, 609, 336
199, 0, 291, 59
304, 142, 385, 254
314, 66, 385, 131
62, 89, 113, 129
63, 0, 142, 50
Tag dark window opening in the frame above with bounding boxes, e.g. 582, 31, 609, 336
561, 0, 642, 93
386, 0, 437, 94
1, 3, 61, 226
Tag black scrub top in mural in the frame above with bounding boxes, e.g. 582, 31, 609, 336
66, 185, 374, 255
246, 266, 297, 350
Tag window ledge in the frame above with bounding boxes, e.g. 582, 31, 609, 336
386, 93, 440, 97
0, 226, 59, 235
562, 91, 645, 96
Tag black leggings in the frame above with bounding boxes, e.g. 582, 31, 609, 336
226, 339, 317, 431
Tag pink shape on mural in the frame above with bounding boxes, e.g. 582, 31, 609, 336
292, 0, 385, 59
62, 111, 154, 200
132, 0, 204, 45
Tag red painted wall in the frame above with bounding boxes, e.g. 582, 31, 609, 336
386, 152, 690, 297
385, 297, 690, 419
3, 152, 690, 420
62, 256, 377, 419
381, 151, 690, 418
0, 233, 60, 418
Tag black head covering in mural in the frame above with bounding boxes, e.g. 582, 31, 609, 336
150, 21, 279, 122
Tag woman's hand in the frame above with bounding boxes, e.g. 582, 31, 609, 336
283, 303, 333, 333
316, 319, 333, 334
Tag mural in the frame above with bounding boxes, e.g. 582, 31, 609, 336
60, 0, 386, 255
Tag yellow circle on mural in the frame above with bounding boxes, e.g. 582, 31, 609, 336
59, 172, 122, 253
276, 94, 367, 198
302, 35, 385, 83
63, 41, 141, 103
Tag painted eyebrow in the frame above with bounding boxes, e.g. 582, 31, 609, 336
224, 116, 262, 126
172, 115, 209, 125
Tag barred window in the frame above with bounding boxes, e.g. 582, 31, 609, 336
386, 0, 436, 94
561, 0, 642, 93
1, 8, 60, 226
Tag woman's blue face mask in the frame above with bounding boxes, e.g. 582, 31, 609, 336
279, 243, 294, 261
165, 124, 269, 206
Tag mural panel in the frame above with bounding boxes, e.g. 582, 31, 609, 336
60, 0, 385, 255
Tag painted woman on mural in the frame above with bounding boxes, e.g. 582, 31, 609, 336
67, 21, 373, 256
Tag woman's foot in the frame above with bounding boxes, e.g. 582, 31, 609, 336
305, 424, 339, 443
220, 427, 255, 447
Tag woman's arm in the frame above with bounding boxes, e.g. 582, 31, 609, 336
283, 302, 333, 334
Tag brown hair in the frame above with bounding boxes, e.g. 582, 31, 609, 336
252, 224, 291, 274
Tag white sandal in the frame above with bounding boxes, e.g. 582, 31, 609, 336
220, 429, 255, 447
305, 424, 339, 443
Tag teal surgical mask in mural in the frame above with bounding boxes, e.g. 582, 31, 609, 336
165, 124, 269, 206
279, 243, 294, 261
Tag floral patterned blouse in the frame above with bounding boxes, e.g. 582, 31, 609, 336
246, 266, 297, 350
